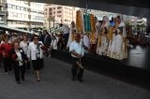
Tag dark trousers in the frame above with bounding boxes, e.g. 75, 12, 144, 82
63, 33, 69, 49
3, 58, 12, 73
13, 65, 25, 82
71, 57, 84, 79
25, 61, 30, 70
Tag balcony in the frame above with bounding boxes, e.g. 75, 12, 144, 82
0, 11, 6, 16
0, 20, 5, 24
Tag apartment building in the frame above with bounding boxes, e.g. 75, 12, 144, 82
5, 0, 45, 29
0, 0, 6, 25
44, 4, 79, 29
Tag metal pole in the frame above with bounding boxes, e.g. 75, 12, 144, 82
49, 18, 50, 30
3, 0, 7, 25
28, 0, 31, 31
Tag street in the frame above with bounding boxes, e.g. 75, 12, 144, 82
0, 58, 150, 99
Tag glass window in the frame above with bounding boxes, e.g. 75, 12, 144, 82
49, 8, 52, 11
49, 12, 52, 15
18, 13, 22, 18
12, 5, 16, 9
12, 12, 18, 17
8, 12, 12, 16
57, 15, 61, 17
17, 6, 20, 10
8, 4, 12, 8
21, 7, 24, 11
57, 7, 62, 9
57, 11, 62, 13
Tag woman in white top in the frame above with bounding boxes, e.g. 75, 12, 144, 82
27, 35, 44, 82
20, 34, 30, 55
20, 34, 30, 70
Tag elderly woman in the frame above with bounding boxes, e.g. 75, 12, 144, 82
10, 40, 27, 84
27, 34, 44, 82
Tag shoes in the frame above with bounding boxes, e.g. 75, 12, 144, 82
37, 78, 40, 82
17, 81, 20, 84
22, 78, 25, 81
77, 78, 83, 82
72, 77, 76, 81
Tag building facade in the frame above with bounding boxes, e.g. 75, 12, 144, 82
5, 0, 45, 29
0, 0, 6, 25
44, 4, 79, 29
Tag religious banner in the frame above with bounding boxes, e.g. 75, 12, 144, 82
76, 10, 84, 34
83, 14, 91, 33
90, 14, 96, 44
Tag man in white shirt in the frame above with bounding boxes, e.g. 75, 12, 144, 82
69, 33, 85, 82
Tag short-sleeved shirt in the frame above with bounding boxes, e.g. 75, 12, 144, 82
69, 41, 84, 58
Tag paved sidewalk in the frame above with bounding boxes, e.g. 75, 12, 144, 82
0, 58, 150, 99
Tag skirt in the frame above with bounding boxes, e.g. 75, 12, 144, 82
32, 58, 44, 71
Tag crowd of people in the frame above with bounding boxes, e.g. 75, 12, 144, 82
0, 31, 52, 84
67, 15, 128, 60
0, 14, 129, 83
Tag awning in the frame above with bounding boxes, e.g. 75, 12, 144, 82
0, 25, 32, 34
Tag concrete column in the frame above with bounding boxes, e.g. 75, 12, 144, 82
146, 18, 150, 34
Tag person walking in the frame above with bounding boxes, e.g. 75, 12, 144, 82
0, 34, 12, 74
43, 30, 51, 57
20, 34, 30, 70
27, 34, 44, 82
69, 33, 85, 82
10, 40, 27, 84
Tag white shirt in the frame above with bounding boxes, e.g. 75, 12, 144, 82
50, 39, 57, 50
1, 40, 4, 44
20, 41, 30, 55
83, 35, 90, 49
15, 50, 23, 66
119, 22, 126, 38
69, 41, 84, 58
111, 34, 122, 53
27, 41, 44, 60
61, 25, 70, 34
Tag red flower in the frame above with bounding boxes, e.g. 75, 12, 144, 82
41, 46, 46, 51
12, 54, 17, 60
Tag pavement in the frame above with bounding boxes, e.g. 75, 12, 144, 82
0, 58, 150, 99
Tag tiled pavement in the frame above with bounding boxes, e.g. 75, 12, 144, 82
0, 58, 150, 99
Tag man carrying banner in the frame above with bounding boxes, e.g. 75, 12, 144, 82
69, 33, 85, 82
